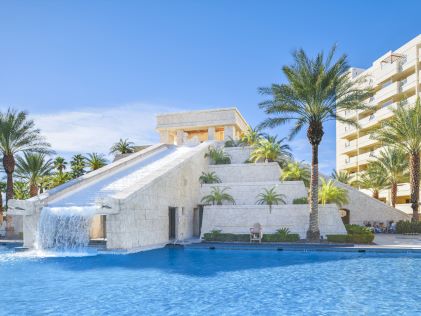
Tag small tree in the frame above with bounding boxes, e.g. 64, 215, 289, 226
331, 169, 351, 184
70, 154, 86, 178
239, 127, 264, 146
201, 187, 235, 205
15, 152, 54, 197
249, 136, 291, 164
199, 172, 221, 185
110, 138, 135, 154
319, 178, 349, 207
205, 147, 231, 165
53, 156, 67, 175
281, 161, 310, 187
354, 165, 387, 200
86, 153, 107, 171
256, 187, 286, 213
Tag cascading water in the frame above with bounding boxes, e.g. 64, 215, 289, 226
36, 206, 97, 252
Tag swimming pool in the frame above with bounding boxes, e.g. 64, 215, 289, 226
1, 247, 421, 315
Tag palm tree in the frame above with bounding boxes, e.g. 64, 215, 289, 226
201, 187, 235, 205
0, 108, 51, 203
13, 181, 29, 200
370, 147, 408, 208
205, 147, 231, 165
86, 153, 107, 171
110, 138, 135, 155
331, 169, 351, 184
0, 181, 6, 224
256, 187, 286, 213
374, 98, 421, 221
281, 161, 310, 187
199, 172, 221, 185
258, 47, 370, 241
249, 136, 291, 164
15, 152, 54, 197
53, 156, 67, 175
319, 178, 349, 207
355, 165, 388, 200
70, 154, 86, 178
239, 127, 264, 146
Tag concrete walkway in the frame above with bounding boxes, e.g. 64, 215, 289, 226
372, 234, 421, 249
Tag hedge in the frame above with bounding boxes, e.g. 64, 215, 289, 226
203, 231, 300, 242
327, 224, 374, 244
396, 221, 421, 234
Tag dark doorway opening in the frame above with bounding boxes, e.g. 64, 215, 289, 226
340, 209, 350, 225
169, 207, 176, 239
193, 205, 204, 237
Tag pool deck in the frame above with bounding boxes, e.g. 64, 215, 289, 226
183, 234, 421, 253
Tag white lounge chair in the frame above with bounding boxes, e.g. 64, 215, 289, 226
250, 223, 263, 243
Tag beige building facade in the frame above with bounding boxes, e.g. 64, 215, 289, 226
156, 107, 249, 145
336, 34, 421, 213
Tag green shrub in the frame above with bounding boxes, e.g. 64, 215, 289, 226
292, 197, 308, 204
396, 221, 421, 234
327, 224, 374, 244
203, 228, 300, 242
326, 235, 348, 243
205, 147, 231, 165
345, 224, 372, 234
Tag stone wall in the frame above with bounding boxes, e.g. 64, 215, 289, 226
200, 204, 347, 239
335, 181, 411, 224
223, 146, 253, 164
105, 142, 211, 250
209, 163, 281, 183
200, 181, 307, 205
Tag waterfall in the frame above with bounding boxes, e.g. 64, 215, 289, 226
36, 206, 97, 251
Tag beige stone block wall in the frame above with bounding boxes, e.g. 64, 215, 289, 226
200, 204, 347, 239
209, 163, 281, 183
200, 181, 307, 205
106, 143, 210, 250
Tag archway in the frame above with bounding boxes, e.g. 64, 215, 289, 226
339, 209, 350, 225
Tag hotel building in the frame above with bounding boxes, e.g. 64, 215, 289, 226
336, 35, 421, 213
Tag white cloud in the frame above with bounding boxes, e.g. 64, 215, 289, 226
33, 103, 186, 155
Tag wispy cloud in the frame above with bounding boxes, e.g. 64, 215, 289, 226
33, 103, 185, 155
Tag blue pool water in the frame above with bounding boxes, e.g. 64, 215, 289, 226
1, 247, 421, 315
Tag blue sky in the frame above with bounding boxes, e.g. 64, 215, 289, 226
0, 0, 420, 173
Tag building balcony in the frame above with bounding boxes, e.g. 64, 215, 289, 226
375, 81, 399, 103
375, 62, 400, 85
397, 72, 417, 94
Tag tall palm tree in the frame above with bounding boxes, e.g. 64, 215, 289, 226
0, 108, 51, 203
249, 136, 291, 164
256, 187, 286, 213
331, 169, 351, 184
374, 98, 421, 221
86, 153, 107, 171
258, 46, 370, 241
355, 165, 388, 200
53, 156, 67, 175
281, 161, 311, 187
0, 181, 6, 224
319, 178, 349, 207
70, 154, 86, 178
110, 138, 135, 154
15, 152, 54, 197
370, 147, 408, 208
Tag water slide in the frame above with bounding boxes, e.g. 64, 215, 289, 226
9, 142, 209, 250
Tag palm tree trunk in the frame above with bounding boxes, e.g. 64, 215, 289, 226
307, 143, 320, 241
409, 152, 420, 221
29, 183, 38, 197
391, 182, 398, 208
3, 154, 15, 205
372, 190, 379, 200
